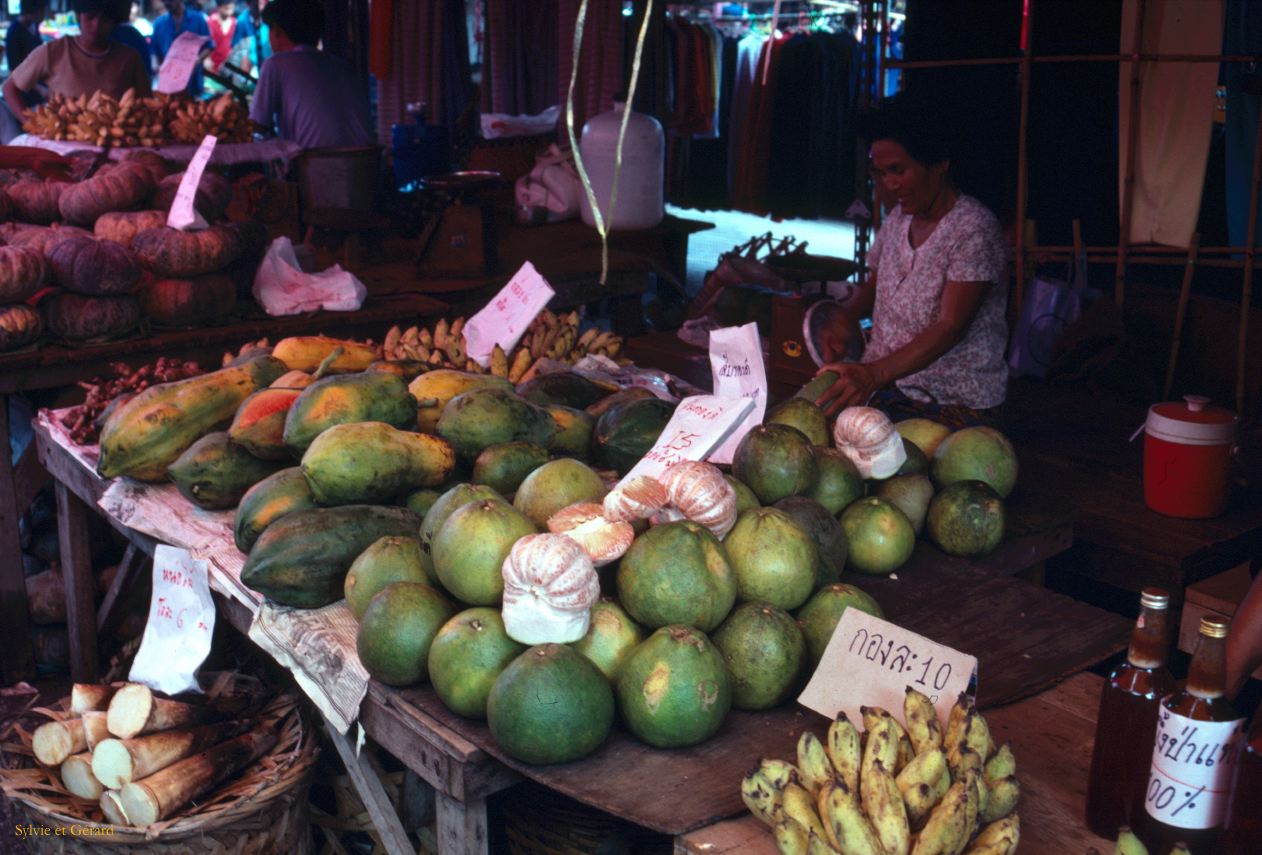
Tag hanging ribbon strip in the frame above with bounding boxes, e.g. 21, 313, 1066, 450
566, 0, 655, 285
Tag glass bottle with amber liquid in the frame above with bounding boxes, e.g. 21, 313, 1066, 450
1132, 615, 1248, 853
1085, 588, 1176, 838
1222, 707, 1262, 853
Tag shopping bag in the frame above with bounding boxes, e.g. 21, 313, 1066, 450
1008, 244, 1088, 378
513, 144, 582, 222
252, 236, 368, 316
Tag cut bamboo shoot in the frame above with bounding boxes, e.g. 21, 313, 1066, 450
60, 752, 104, 800
99, 790, 130, 826
82, 711, 110, 749
106, 684, 213, 739
71, 683, 120, 714
118, 731, 277, 826
92, 720, 251, 789
32, 720, 87, 766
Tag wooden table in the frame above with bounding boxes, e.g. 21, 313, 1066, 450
0, 291, 447, 683
676, 671, 1114, 855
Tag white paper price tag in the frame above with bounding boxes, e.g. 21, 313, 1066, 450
1143, 709, 1246, 829
707, 323, 767, 465
156, 31, 209, 94
798, 610, 977, 728
166, 134, 218, 231
129, 545, 215, 696
463, 262, 556, 368
618, 394, 756, 486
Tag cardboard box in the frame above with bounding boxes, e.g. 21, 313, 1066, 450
1179, 562, 1262, 679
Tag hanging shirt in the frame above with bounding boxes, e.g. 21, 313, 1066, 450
865, 195, 1009, 409
10, 37, 152, 100
250, 45, 374, 149
151, 10, 212, 96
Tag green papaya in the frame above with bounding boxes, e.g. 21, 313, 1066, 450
408, 370, 514, 433
365, 360, 430, 381
517, 371, 611, 409
436, 388, 557, 460
471, 442, 550, 495
585, 386, 655, 419
98, 356, 286, 481
547, 405, 595, 459
234, 467, 318, 553
282, 372, 417, 453
228, 387, 301, 460
403, 488, 442, 519
241, 505, 422, 608
593, 397, 676, 475
167, 432, 284, 510
301, 422, 457, 505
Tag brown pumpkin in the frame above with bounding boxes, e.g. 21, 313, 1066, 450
130, 225, 243, 278
140, 273, 236, 327
7, 223, 93, 256
153, 170, 232, 222
120, 150, 173, 186
47, 237, 141, 296
42, 292, 141, 341
0, 246, 48, 302
0, 303, 42, 351
0, 188, 12, 223
8, 179, 67, 224
59, 162, 158, 226
94, 210, 168, 249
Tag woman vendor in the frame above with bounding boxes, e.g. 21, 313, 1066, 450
2, 0, 151, 126
810, 93, 1009, 428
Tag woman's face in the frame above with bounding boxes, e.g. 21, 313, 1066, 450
77, 12, 115, 48
869, 139, 950, 217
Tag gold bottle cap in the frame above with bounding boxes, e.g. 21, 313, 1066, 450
1199, 615, 1230, 638
1140, 588, 1170, 610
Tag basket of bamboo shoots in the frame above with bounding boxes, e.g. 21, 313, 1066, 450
0, 672, 317, 853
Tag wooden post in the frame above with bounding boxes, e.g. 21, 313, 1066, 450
1014, 0, 1035, 318
436, 791, 490, 855
55, 481, 98, 682
0, 396, 36, 682
324, 719, 416, 855
1238, 106, 1262, 417
1163, 233, 1200, 400
1115, 0, 1148, 308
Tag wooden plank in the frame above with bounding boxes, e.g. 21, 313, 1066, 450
324, 719, 415, 855
0, 396, 36, 682
97, 543, 145, 633
435, 792, 490, 855
54, 480, 98, 682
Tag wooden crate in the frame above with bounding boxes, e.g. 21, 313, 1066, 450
1179, 561, 1262, 679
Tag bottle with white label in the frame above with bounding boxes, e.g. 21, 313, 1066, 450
1132, 615, 1247, 853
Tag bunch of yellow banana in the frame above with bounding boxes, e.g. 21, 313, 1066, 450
382, 317, 475, 370
1112, 828, 1191, 855
23, 91, 249, 146
740, 689, 1020, 855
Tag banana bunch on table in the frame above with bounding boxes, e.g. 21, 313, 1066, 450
381, 309, 626, 383
168, 94, 251, 144
23, 90, 249, 146
741, 689, 1020, 855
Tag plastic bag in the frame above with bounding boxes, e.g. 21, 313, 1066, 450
514, 144, 582, 222
1008, 249, 1088, 378
252, 236, 368, 316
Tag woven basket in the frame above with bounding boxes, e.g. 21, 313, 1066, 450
499, 782, 670, 855
0, 674, 318, 854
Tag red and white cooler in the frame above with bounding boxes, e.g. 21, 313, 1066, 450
1142, 395, 1238, 518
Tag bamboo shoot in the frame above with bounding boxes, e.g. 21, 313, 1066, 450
71, 683, 120, 714
118, 731, 277, 826
99, 790, 130, 826
60, 752, 104, 800
106, 684, 213, 739
82, 711, 110, 749
92, 720, 251, 789
32, 720, 86, 767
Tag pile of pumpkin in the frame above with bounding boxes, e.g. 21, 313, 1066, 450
0, 150, 263, 351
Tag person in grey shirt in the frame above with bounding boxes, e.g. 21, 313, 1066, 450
249, 0, 372, 149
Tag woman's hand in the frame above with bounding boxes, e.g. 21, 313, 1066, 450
815, 361, 883, 418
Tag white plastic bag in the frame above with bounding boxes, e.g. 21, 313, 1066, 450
514, 144, 582, 222
252, 236, 368, 316
707, 322, 767, 465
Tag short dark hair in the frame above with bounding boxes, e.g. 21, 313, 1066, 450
857, 91, 958, 169
73, 0, 116, 18
262, 0, 324, 46
20, 0, 49, 16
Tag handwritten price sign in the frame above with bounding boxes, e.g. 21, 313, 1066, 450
130, 545, 215, 695
1142, 709, 1246, 829
618, 394, 755, 486
167, 134, 217, 231
798, 610, 978, 729
708, 322, 767, 465
463, 262, 556, 368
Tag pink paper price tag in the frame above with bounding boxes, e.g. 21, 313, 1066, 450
166, 134, 218, 231
618, 394, 755, 486
464, 262, 556, 367
129, 545, 215, 696
156, 31, 209, 94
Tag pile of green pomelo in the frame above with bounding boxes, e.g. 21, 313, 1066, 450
331, 372, 1019, 766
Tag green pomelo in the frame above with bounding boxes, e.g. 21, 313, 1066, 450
796, 583, 884, 664
765, 397, 828, 446
616, 520, 736, 632
471, 442, 549, 496
569, 598, 645, 682
615, 625, 732, 748
712, 602, 807, 711
403, 488, 442, 520
806, 446, 865, 515
513, 458, 607, 528
419, 483, 502, 581
895, 439, 929, 476
871, 474, 935, 535
487, 644, 614, 764
930, 426, 1018, 499
428, 608, 526, 719
344, 535, 430, 620
926, 480, 1006, 557
433, 499, 536, 604
732, 424, 818, 505
355, 582, 454, 686
839, 497, 916, 575
895, 418, 952, 458
724, 475, 761, 514
723, 508, 818, 610
773, 495, 847, 585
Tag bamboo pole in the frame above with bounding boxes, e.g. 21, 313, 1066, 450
1029, 252, 1251, 271
1163, 233, 1200, 400
1237, 106, 1262, 417
1115, 0, 1148, 308
1014, 0, 1035, 317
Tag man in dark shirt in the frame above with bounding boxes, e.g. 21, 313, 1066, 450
6, 0, 48, 74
